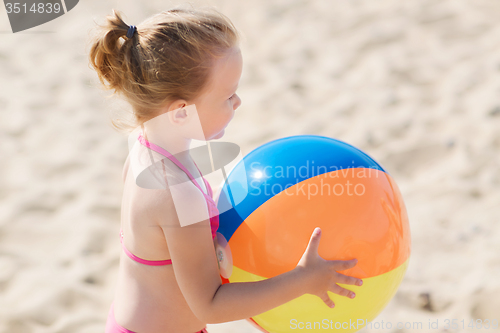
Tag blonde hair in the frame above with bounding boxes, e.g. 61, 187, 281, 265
88, 5, 240, 132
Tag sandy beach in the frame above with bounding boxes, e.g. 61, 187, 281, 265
0, 0, 499, 332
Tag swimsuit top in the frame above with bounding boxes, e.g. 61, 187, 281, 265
119, 133, 220, 266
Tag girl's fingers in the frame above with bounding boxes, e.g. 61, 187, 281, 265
330, 259, 358, 271
334, 272, 363, 286
330, 283, 356, 299
320, 292, 336, 308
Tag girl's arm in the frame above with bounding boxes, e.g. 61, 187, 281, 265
207, 232, 360, 324
157, 186, 361, 324
208, 265, 308, 323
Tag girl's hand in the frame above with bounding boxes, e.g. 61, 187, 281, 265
295, 227, 363, 308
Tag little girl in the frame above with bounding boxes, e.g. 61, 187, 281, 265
88, 6, 363, 333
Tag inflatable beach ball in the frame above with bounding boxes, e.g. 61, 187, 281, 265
214, 135, 411, 333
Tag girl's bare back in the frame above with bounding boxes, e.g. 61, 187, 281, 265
113, 155, 209, 333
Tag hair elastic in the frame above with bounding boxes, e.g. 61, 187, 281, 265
126, 25, 137, 39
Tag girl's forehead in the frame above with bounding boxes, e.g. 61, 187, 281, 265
206, 49, 242, 95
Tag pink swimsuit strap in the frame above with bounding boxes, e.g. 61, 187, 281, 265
119, 229, 172, 266
137, 133, 220, 236
137, 133, 211, 199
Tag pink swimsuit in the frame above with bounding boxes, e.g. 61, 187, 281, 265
105, 133, 218, 333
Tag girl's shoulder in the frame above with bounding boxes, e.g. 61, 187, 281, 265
127, 156, 208, 228
128, 140, 188, 190
152, 165, 209, 228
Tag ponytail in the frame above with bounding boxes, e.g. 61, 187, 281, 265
88, 9, 142, 95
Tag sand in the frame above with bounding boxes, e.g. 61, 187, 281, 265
0, 0, 499, 332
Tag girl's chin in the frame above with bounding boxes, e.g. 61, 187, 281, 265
213, 129, 225, 139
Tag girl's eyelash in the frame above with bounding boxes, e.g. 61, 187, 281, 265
228, 94, 235, 100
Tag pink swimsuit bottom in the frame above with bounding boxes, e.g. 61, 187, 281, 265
105, 133, 218, 333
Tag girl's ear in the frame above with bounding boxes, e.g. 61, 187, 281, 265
174, 107, 188, 121
167, 103, 188, 125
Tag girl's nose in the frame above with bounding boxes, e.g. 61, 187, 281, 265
233, 94, 242, 110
